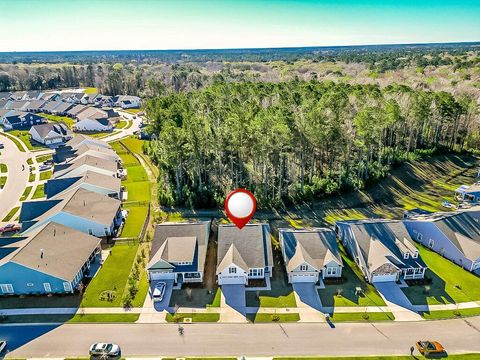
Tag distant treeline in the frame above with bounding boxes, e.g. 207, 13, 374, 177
144, 80, 479, 208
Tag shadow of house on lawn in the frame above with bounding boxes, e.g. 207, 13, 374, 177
401, 269, 454, 306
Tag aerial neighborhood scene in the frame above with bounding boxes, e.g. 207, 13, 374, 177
0, 0, 479, 359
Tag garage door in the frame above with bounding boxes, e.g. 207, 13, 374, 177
218, 275, 246, 285
291, 273, 317, 283
149, 271, 176, 281
372, 273, 397, 283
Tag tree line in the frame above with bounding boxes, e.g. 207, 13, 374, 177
144, 80, 479, 208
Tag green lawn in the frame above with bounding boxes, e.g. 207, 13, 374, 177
421, 307, 480, 320
329, 312, 395, 322
8, 130, 44, 151
28, 172, 35, 182
402, 245, 480, 305
32, 184, 45, 199
319, 252, 386, 307
19, 186, 32, 201
81, 244, 139, 307
0, 163, 7, 173
247, 313, 300, 323
83, 87, 98, 94
0, 176, 6, 188
35, 154, 52, 163
166, 313, 220, 323
125, 165, 149, 182
2, 206, 19, 221
121, 136, 145, 154
0, 132, 25, 152
68, 313, 139, 323
37, 112, 75, 128
39, 170, 52, 181
116, 120, 128, 129
123, 108, 142, 115
121, 205, 149, 238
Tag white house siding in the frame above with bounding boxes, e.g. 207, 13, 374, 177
322, 261, 343, 279
73, 119, 112, 132
371, 273, 399, 283
218, 265, 248, 285
148, 271, 176, 282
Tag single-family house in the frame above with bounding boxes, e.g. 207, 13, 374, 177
336, 219, 427, 283
9, 91, 27, 101
5, 100, 30, 111
45, 170, 122, 199
147, 221, 211, 284
60, 92, 84, 104
81, 93, 98, 105
73, 118, 113, 132
29, 122, 72, 147
19, 187, 122, 237
216, 223, 274, 285
404, 211, 480, 274
64, 134, 112, 151
279, 228, 343, 284
41, 100, 64, 114
53, 155, 119, 179
24, 100, 46, 113
54, 142, 120, 164
51, 102, 74, 116
76, 107, 108, 121
93, 95, 113, 107
0, 222, 100, 295
0, 92, 11, 100
2, 111, 45, 130
455, 184, 480, 203
66, 104, 88, 118
112, 95, 141, 109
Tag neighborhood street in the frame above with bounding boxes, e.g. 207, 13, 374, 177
2, 317, 480, 358
0, 132, 31, 221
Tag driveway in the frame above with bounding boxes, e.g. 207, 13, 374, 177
374, 282, 423, 321
221, 284, 246, 311
148, 280, 174, 312
293, 283, 322, 310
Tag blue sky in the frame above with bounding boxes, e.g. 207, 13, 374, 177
0, 0, 478, 51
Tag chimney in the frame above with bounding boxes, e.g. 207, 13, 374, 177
84, 200, 86, 206
40, 249, 44, 259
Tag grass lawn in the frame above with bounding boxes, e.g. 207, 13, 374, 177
116, 120, 129, 129
166, 313, 220, 323
123, 108, 142, 115
329, 312, 395, 322
35, 154, 52, 163
169, 287, 220, 308
83, 87, 98, 94
2, 206, 19, 221
131, 270, 150, 308
125, 165, 149, 182
124, 181, 150, 202
27, 158, 33, 165
121, 136, 145, 154
39, 170, 52, 181
32, 184, 45, 199
68, 313, 139, 323
19, 186, 32, 201
247, 313, 300, 322
0, 176, 6, 188
76, 131, 112, 139
0, 293, 82, 309
0, 132, 25, 152
421, 307, 480, 320
319, 252, 386, 308
81, 244, 139, 307
37, 112, 75, 128
121, 205, 148, 238
402, 245, 480, 305
0, 163, 7, 173
8, 130, 44, 151
28, 172, 35, 182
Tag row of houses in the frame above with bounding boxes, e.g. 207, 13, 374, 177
0, 135, 127, 295
0, 90, 141, 133
147, 207, 480, 289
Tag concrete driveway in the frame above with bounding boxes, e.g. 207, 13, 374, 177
221, 284, 246, 310
147, 280, 174, 312
374, 281, 423, 321
293, 283, 322, 310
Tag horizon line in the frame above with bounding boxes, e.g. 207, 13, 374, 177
1, 40, 479, 54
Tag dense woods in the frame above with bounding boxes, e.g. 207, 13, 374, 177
144, 81, 479, 208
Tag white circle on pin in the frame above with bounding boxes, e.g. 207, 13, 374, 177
227, 192, 255, 218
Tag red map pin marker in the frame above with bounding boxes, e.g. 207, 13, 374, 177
224, 188, 257, 229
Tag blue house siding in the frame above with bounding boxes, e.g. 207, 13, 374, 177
403, 221, 474, 271
335, 222, 370, 280
0, 262, 71, 295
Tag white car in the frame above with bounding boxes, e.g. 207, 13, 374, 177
89, 343, 121, 357
0, 340, 6, 353
39, 164, 51, 171
151, 282, 167, 302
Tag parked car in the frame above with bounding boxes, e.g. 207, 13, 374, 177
441, 200, 456, 209
416, 340, 445, 355
0, 143, 4, 149
0, 223, 21, 234
89, 343, 121, 357
0, 340, 6, 354
39, 164, 51, 171
151, 282, 167, 302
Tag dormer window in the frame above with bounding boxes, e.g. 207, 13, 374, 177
412, 252, 418, 259
300, 265, 308, 271
404, 253, 410, 260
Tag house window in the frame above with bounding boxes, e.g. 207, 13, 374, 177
88, 229, 93, 235
0, 284, 14, 294
229, 267, 237, 274
26, 283, 34, 287
300, 265, 308, 271
417, 233, 423, 241
327, 267, 337, 276
412, 252, 418, 259
43, 283, 52, 292
63, 282, 73, 292
404, 253, 410, 260
415, 268, 424, 275
428, 239, 434, 248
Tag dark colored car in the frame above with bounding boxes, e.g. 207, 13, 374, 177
0, 223, 21, 234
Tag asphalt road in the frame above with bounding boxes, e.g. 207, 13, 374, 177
0, 133, 30, 221
2, 317, 480, 358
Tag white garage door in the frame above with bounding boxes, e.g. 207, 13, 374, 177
218, 275, 246, 285
372, 273, 397, 283
291, 273, 318, 283
149, 271, 176, 281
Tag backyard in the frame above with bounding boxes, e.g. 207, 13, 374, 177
37, 112, 76, 128
8, 130, 44, 151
